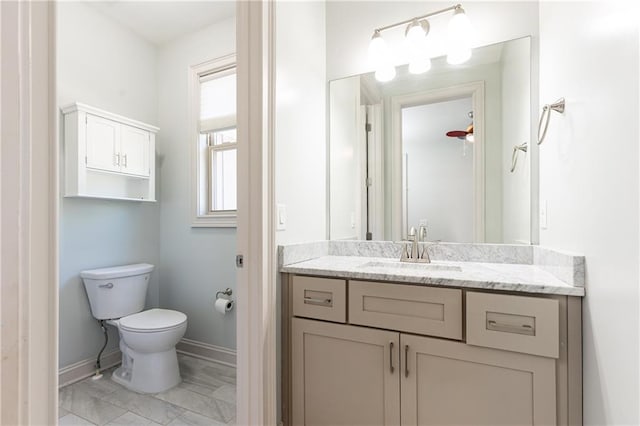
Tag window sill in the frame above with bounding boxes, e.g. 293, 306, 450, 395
191, 214, 237, 228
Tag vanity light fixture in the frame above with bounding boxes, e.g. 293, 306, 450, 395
368, 4, 474, 82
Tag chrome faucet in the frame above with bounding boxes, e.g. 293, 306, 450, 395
400, 225, 430, 263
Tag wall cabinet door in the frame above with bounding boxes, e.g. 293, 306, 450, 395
292, 318, 400, 426
85, 114, 120, 173
120, 125, 150, 177
85, 114, 150, 177
400, 334, 556, 426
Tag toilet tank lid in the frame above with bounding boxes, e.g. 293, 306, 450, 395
80, 263, 154, 280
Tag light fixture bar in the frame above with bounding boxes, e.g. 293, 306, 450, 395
374, 4, 461, 33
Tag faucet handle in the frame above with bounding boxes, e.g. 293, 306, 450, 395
418, 225, 427, 242
408, 226, 417, 241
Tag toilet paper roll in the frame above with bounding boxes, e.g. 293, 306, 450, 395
215, 297, 234, 314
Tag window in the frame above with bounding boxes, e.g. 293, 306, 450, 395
190, 55, 237, 227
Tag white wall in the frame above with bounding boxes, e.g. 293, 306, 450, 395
539, 2, 639, 424
275, 2, 327, 422
501, 37, 531, 244
326, 1, 539, 80
275, 1, 327, 244
403, 99, 474, 242
157, 18, 237, 350
57, 2, 160, 368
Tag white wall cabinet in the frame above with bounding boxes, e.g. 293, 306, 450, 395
63, 103, 158, 201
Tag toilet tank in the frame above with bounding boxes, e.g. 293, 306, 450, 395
81, 263, 154, 320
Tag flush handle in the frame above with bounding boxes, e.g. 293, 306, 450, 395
99, 283, 114, 289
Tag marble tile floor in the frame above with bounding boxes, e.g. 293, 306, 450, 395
59, 354, 236, 426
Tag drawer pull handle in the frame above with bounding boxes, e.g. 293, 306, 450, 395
487, 320, 535, 336
404, 345, 409, 378
303, 296, 332, 307
389, 342, 394, 374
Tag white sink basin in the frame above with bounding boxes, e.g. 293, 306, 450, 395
360, 261, 462, 272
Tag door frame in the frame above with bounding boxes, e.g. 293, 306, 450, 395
236, 1, 277, 424
0, 1, 58, 424
390, 81, 485, 242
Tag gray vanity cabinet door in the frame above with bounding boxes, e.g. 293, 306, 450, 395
400, 334, 556, 426
292, 318, 400, 426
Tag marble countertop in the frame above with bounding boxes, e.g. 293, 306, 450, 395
280, 255, 585, 297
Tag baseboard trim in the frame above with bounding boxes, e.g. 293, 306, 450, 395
176, 338, 236, 367
58, 349, 122, 388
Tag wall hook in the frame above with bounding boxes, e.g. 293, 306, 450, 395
538, 97, 565, 145
510, 142, 528, 173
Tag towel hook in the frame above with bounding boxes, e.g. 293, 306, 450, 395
538, 98, 565, 145
510, 142, 528, 173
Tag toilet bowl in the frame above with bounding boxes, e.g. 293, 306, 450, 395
81, 264, 188, 394
108, 308, 187, 393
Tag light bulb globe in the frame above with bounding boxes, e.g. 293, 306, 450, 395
368, 32, 387, 67
447, 7, 473, 65
406, 21, 425, 45
448, 7, 473, 40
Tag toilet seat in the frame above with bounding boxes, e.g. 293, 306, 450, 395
119, 308, 187, 333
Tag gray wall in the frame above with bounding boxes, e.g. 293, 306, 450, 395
57, 2, 160, 368
156, 18, 237, 349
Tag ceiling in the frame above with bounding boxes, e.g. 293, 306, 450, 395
87, 1, 236, 45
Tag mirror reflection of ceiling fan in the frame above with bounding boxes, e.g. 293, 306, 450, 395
446, 111, 474, 143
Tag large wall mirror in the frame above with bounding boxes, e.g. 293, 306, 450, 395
329, 36, 533, 244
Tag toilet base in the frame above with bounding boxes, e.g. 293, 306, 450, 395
111, 347, 181, 394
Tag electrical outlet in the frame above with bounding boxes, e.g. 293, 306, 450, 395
540, 200, 548, 230
419, 219, 428, 227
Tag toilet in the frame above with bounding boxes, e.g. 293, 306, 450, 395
81, 263, 187, 394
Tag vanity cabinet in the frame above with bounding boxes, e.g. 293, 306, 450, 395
402, 334, 556, 426
63, 103, 158, 201
283, 276, 582, 426
292, 318, 400, 425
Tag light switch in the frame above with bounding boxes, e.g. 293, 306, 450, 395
277, 204, 286, 231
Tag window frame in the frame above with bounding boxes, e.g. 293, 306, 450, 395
189, 54, 237, 227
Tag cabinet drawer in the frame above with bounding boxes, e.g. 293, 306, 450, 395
466, 292, 559, 358
349, 280, 462, 339
292, 276, 346, 323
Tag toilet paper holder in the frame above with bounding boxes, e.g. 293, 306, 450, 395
216, 288, 233, 299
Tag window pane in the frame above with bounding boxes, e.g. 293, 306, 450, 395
200, 73, 236, 121
210, 148, 237, 211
